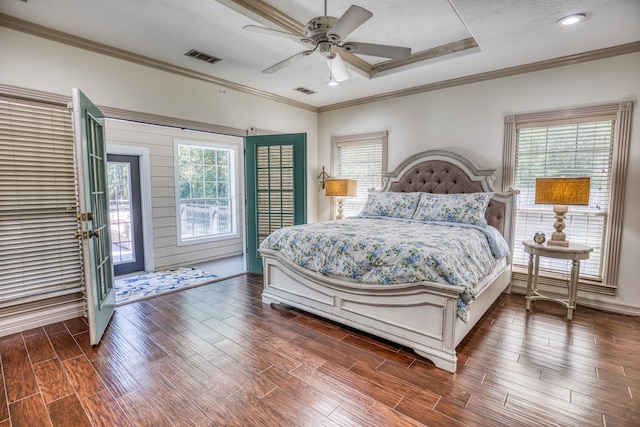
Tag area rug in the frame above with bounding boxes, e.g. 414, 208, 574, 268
115, 267, 218, 304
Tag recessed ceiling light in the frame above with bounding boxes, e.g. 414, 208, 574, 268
558, 13, 586, 26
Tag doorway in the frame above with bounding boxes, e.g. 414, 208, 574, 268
107, 154, 145, 275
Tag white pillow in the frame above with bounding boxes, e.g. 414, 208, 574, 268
359, 192, 421, 219
412, 192, 493, 227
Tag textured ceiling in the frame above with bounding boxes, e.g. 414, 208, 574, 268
1, 0, 639, 109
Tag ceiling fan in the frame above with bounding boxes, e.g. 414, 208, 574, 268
243, 1, 412, 82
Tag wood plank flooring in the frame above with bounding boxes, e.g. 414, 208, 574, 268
1, 273, 639, 426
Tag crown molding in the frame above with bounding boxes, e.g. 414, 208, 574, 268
318, 41, 640, 112
371, 38, 479, 76
0, 13, 318, 113
2, 11, 638, 115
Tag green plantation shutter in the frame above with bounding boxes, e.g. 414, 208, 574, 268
256, 144, 295, 246
513, 118, 615, 279
246, 133, 306, 273
0, 99, 84, 310
334, 132, 387, 218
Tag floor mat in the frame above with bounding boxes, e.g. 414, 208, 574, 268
115, 267, 218, 304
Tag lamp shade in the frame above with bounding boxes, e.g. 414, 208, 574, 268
535, 177, 590, 206
325, 179, 357, 197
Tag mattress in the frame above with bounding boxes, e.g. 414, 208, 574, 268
260, 217, 510, 322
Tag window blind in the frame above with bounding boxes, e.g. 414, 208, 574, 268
0, 99, 84, 310
513, 119, 615, 280
335, 138, 385, 218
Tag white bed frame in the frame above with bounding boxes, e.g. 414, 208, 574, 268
260, 150, 517, 372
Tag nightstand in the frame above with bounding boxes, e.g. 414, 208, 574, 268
522, 240, 593, 320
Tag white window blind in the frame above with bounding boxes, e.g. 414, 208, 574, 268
0, 99, 84, 308
333, 132, 388, 218
513, 119, 614, 279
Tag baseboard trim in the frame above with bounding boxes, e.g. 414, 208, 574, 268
510, 282, 640, 317
0, 302, 86, 337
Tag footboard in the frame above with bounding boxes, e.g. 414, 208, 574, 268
261, 249, 465, 372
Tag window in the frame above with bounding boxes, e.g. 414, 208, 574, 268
332, 131, 388, 218
504, 102, 633, 294
0, 98, 84, 313
175, 140, 238, 244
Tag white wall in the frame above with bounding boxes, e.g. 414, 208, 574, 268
2, 25, 638, 313
107, 121, 246, 270
0, 26, 319, 214
318, 53, 640, 313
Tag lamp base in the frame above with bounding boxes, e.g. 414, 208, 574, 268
547, 238, 570, 247
548, 205, 570, 246
336, 197, 344, 220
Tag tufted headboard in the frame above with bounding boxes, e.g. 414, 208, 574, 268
380, 150, 517, 239
387, 159, 506, 234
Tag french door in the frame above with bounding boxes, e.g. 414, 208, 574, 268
72, 88, 115, 345
245, 134, 307, 273
107, 154, 145, 275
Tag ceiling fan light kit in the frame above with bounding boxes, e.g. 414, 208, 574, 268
243, 2, 412, 84
326, 58, 339, 86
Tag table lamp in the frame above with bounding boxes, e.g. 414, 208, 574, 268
535, 177, 590, 246
325, 179, 357, 220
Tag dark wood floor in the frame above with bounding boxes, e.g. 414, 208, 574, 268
1, 274, 639, 426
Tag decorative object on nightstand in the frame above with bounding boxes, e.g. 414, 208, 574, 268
523, 240, 592, 320
535, 177, 590, 246
325, 179, 357, 220
533, 232, 546, 244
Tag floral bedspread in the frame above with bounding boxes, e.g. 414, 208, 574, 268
259, 217, 510, 323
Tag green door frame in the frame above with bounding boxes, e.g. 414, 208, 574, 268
245, 133, 307, 273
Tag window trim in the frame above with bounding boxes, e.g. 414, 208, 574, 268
174, 138, 240, 246
330, 131, 388, 219
503, 101, 633, 295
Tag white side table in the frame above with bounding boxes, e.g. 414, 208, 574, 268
523, 240, 592, 320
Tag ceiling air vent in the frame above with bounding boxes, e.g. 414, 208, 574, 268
185, 49, 222, 65
294, 87, 316, 95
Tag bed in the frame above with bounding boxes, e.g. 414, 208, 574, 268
259, 150, 517, 372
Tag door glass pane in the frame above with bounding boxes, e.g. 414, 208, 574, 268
108, 161, 134, 264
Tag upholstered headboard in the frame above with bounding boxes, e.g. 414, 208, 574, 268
387, 159, 506, 234
380, 150, 517, 239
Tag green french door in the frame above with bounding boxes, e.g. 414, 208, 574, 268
72, 88, 116, 345
245, 134, 307, 273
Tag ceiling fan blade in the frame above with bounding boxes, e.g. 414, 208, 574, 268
327, 5, 373, 42
243, 25, 306, 44
326, 54, 350, 82
263, 49, 315, 74
342, 42, 411, 60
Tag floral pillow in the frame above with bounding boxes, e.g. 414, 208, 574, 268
359, 191, 421, 219
412, 192, 493, 227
